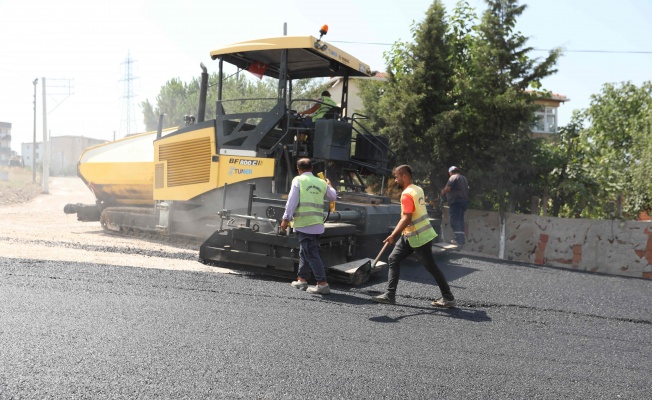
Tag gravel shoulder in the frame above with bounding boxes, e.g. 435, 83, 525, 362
0, 177, 232, 274
0, 180, 41, 206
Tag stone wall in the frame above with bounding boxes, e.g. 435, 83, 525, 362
440, 208, 652, 280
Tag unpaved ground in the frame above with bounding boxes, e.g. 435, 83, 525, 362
0, 181, 41, 206
0, 177, 233, 274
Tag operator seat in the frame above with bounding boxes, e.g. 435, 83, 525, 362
322, 106, 341, 120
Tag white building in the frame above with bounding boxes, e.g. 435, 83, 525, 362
0, 122, 12, 165
22, 135, 107, 176
21, 141, 45, 169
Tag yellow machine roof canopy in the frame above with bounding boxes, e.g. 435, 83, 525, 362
210, 35, 371, 80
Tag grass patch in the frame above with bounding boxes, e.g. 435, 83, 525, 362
0, 166, 39, 186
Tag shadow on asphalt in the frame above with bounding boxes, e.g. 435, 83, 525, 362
366, 254, 479, 286
311, 291, 491, 324
368, 305, 491, 324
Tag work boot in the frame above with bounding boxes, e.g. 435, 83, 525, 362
306, 284, 330, 294
372, 292, 396, 304
291, 280, 308, 291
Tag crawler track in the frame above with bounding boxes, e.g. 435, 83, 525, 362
100, 207, 204, 250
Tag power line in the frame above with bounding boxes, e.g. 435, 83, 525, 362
45, 78, 74, 114
535, 49, 652, 54
330, 40, 652, 54
330, 40, 394, 46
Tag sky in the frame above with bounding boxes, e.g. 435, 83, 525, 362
1, 0, 651, 153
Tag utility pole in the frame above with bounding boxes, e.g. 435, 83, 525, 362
42, 77, 48, 194
32, 78, 38, 183
39, 77, 73, 192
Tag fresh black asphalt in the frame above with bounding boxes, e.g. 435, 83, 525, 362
1, 252, 650, 399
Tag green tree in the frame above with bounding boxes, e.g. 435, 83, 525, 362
141, 71, 279, 132
453, 0, 561, 213
359, 0, 457, 197
579, 81, 652, 218
142, 77, 201, 131
545, 111, 601, 218
545, 81, 652, 220
634, 117, 652, 216
360, 0, 561, 211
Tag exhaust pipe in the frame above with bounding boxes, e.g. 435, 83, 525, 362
156, 113, 164, 139
197, 62, 208, 123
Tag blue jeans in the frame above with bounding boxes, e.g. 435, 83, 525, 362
449, 201, 468, 245
386, 236, 454, 300
297, 231, 327, 282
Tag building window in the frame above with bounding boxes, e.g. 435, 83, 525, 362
533, 106, 557, 134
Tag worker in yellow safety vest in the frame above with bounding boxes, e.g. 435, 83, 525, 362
281, 158, 337, 295
298, 90, 338, 128
372, 164, 456, 307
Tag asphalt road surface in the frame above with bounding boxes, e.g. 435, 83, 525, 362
1, 179, 651, 399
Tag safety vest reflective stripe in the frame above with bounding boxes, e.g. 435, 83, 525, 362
295, 201, 323, 209
403, 221, 434, 237
412, 214, 429, 225
294, 211, 325, 218
404, 214, 430, 236
293, 174, 327, 228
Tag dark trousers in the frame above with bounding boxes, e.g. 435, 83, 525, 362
386, 236, 454, 301
449, 201, 468, 245
297, 231, 327, 282
301, 118, 315, 128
